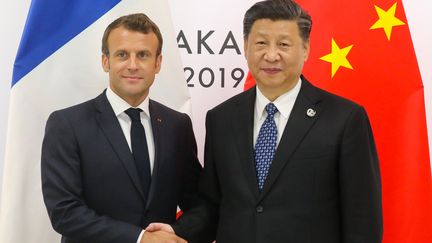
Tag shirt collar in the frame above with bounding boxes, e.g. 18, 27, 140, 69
255, 77, 302, 119
106, 86, 150, 118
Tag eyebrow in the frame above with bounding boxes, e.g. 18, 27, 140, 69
254, 31, 294, 39
112, 49, 153, 55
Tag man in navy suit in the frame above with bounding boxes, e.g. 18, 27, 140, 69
147, 0, 383, 242
41, 13, 199, 243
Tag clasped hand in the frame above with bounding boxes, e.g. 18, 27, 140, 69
141, 223, 185, 243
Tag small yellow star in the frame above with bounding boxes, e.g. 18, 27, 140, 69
370, 2, 405, 40
320, 38, 354, 78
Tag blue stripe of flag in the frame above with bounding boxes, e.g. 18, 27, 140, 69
12, 0, 121, 87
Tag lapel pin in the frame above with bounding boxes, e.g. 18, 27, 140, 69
157, 118, 162, 122
306, 108, 316, 117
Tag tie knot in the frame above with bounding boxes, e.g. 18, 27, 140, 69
125, 108, 142, 122
265, 103, 278, 117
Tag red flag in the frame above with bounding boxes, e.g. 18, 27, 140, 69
244, 71, 256, 91
244, 1, 432, 242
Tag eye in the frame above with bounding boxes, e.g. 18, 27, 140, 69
255, 41, 266, 46
137, 51, 150, 59
116, 51, 127, 58
279, 42, 290, 47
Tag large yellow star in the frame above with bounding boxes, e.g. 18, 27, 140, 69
370, 2, 405, 40
320, 38, 354, 78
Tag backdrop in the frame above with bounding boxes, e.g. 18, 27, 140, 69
0, 0, 431, 242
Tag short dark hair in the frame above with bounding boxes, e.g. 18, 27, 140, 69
243, 0, 312, 42
102, 13, 163, 56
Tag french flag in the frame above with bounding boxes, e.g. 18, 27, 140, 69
0, 0, 189, 242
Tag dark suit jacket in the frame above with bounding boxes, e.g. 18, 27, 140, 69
41, 91, 202, 243
174, 77, 382, 243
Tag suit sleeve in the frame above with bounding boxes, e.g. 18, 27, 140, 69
339, 106, 383, 242
41, 111, 141, 243
178, 113, 204, 211
173, 111, 218, 243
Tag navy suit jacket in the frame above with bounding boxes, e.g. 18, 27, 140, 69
41, 91, 202, 243
174, 77, 383, 243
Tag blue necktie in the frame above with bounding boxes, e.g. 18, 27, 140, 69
254, 103, 278, 190
125, 108, 151, 197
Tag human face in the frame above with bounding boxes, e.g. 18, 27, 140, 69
102, 26, 162, 107
244, 19, 310, 101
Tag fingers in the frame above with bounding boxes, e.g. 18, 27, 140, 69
146, 222, 174, 233
142, 230, 187, 243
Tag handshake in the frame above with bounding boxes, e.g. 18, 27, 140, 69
141, 223, 186, 243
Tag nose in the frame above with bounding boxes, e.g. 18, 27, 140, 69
127, 55, 138, 70
264, 46, 280, 62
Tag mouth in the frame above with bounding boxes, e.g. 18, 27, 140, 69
261, 68, 282, 74
122, 75, 143, 81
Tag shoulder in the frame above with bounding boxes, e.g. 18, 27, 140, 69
319, 88, 361, 110
300, 78, 371, 131
149, 99, 192, 124
208, 87, 255, 115
301, 77, 364, 113
47, 92, 104, 125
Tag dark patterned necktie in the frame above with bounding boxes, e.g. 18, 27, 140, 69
254, 103, 278, 190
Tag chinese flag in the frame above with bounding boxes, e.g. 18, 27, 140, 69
245, 0, 432, 242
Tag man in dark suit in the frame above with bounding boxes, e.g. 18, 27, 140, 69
147, 0, 383, 242
41, 13, 199, 243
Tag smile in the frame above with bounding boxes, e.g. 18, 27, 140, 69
122, 76, 143, 80
262, 68, 282, 74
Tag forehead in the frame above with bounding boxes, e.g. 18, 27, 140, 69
249, 19, 300, 39
107, 26, 158, 51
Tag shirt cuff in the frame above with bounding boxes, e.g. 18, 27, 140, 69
136, 229, 144, 243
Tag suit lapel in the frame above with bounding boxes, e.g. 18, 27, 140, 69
145, 100, 163, 209
94, 91, 147, 201
231, 88, 260, 198
259, 78, 323, 200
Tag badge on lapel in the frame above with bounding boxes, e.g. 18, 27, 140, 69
306, 108, 316, 117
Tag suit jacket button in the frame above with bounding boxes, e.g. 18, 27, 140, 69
256, 205, 264, 213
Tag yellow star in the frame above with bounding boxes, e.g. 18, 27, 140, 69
370, 2, 405, 40
320, 38, 354, 78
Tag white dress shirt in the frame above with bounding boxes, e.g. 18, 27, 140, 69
105, 87, 155, 173
253, 78, 302, 148
105, 87, 154, 242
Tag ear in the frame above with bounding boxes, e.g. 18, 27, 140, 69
243, 38, 249, 60
155, 54, 162, 74
102, 54, 110, 72
303, 40, 310, 61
